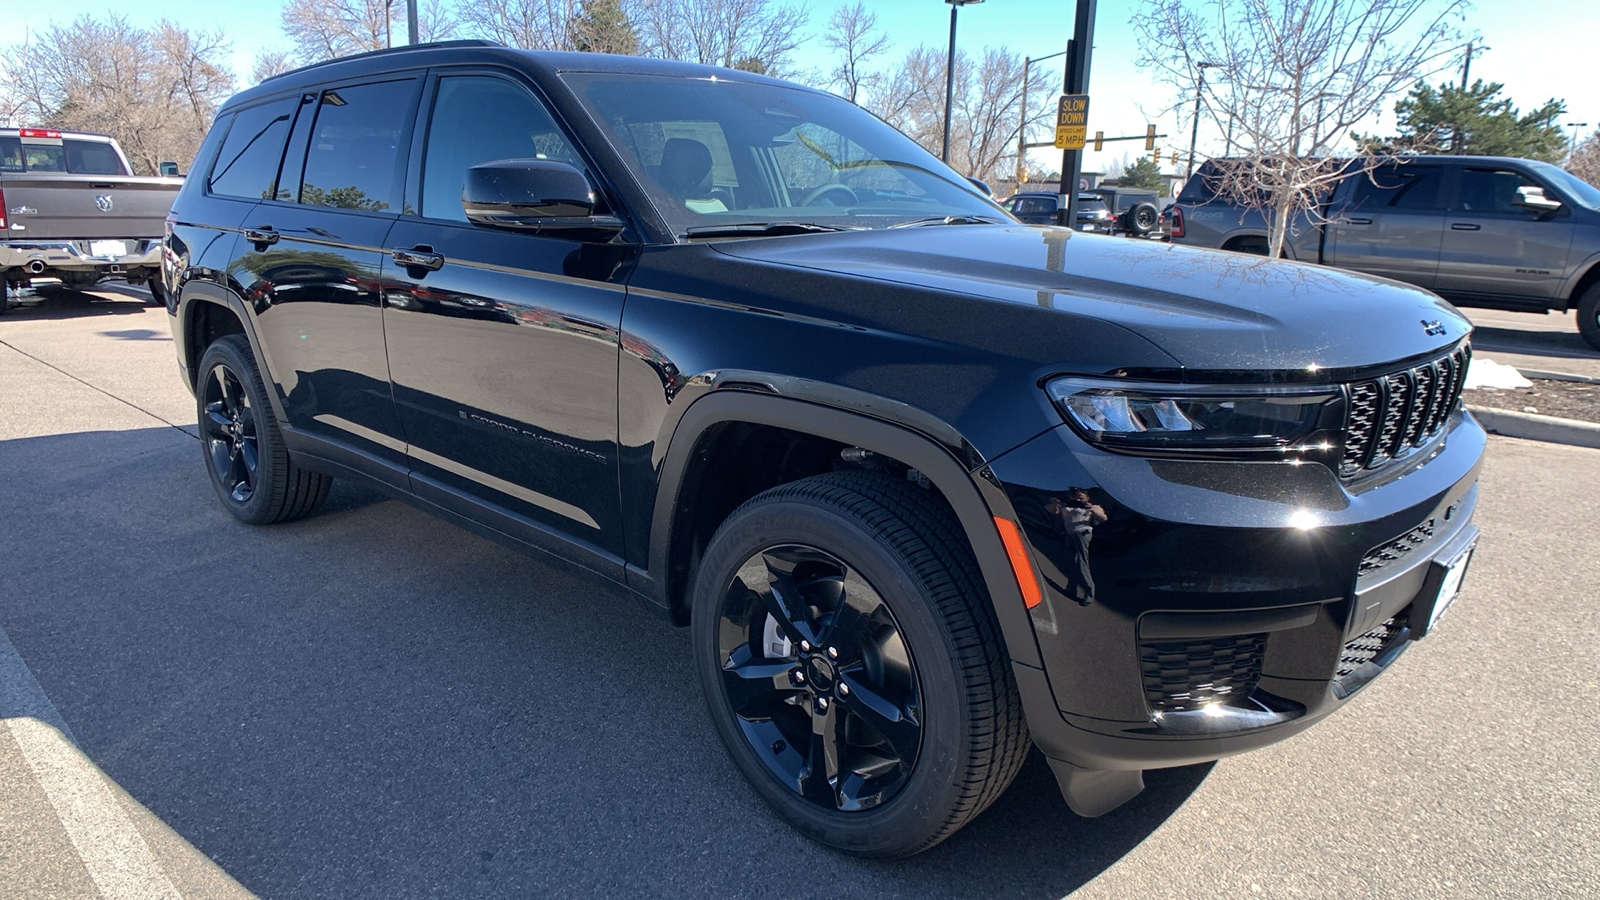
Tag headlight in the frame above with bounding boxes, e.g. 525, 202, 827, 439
1046, 377, 1343, 458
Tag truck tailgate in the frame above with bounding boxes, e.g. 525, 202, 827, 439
3, 175, 182, 241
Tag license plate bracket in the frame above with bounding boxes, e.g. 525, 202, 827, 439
1413, 535, 1476, 639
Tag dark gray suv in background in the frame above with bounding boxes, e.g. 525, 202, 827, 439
1172, 155, 1600, 349
163, 41, 1484, 857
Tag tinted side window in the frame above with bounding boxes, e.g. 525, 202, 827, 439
1458, 168, 1542, 214
420, 75, 584, 222
297, 80, 414, 212
0, 137, 23, 172
1348, 166, 1442, 211
1015, 197, 1053, 215
64, 139, 126, 175
209, 99, 297, 200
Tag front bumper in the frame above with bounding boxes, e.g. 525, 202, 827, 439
1, 239, 162, 278
987, 408, 1485, 775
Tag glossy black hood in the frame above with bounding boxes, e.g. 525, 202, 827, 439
711, 225, 1470, 378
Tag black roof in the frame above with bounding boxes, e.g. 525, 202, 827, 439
227, 40, 810, 111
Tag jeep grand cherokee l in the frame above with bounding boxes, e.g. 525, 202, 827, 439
162, 41, 1483, 857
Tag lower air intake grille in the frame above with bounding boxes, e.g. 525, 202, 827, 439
1140, 633, 1267, 714
1358, 520, 1437, 578
1334, 608, 1412, 691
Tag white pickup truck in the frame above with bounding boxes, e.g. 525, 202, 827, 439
1, 128, 184, 313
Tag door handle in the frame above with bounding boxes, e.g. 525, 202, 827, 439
243, 226, 279, 250
391, 245, 444, 272
1450, 223, 1481, 231
1344, 217, 1372, 225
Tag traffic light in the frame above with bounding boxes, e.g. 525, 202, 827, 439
1171, 150, 1179, 165
1144, 124, 1156, 151
1093, 130, 1104, 151
1151, 146, 1160, 164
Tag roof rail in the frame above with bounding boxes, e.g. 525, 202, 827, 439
263, 40, 506, 84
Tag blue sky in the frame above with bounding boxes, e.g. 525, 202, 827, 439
6, 0, 1596, 176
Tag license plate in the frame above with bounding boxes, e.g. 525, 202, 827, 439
90, 240, 127, 258
1080, 224, 1096, 232
1428, 545, 1473, 631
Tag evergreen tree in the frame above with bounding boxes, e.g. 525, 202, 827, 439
1360, 79, 1567, 161
569, 0, 639, 56
1122, 157, 1164, 192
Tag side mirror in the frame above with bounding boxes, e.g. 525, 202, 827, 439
1515, 184, 1563, 214
158, 161, 181, 176
966, 176, 993, 197
462, 159, 624, 241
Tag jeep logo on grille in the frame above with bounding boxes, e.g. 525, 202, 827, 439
1421, 319, 1446, 336
95, 195, 113, 212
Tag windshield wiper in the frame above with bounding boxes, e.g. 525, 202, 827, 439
683, 222, 857, 239
888, 214, 1006, 228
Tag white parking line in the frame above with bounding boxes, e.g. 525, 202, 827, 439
1, 626, 182, 900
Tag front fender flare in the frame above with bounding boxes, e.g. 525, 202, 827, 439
643, 387, 1044, 671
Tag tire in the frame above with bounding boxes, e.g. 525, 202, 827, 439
146, 276, 167, 309
1123, 201, 1160, 235
691, 471, 1028, 857
196, 335, 331, 525
0, 278, 9, 315
1578, 283, 1600, 353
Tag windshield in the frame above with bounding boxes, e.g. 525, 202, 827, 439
562, 73, 1009, 236
1528, 160, 1600, 209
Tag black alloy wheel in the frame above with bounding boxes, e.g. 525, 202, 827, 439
202, 361, 260, 505
715, 543, 923, 813
693, 471, 1029, 857
195, 335, 331, 525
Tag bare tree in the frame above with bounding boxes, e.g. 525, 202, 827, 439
633, 0, 809, 77
282, 0, 458, 62
1134, 0, 1468, 256
0, 15, 235, 173
1569, 128, 1600, 188
864, 45, 1050, 186
822, 2, 890, 104
251, 49, 300, 86
458, 0, 577, 50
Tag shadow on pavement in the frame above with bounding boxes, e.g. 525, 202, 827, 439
2, 426, 1202, 899
1469, 325, 1600, 361
2, 285, 156, 320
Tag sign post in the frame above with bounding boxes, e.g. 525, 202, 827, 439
1057, 0, 1097, 228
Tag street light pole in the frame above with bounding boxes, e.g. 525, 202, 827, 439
942, 0, 983, 164
1017, 49, 1068, 190
1567, 122, 1590, 163
1187, 61, 1218, 181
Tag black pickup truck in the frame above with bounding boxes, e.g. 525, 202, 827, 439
164, 42, 1483, 857
1171, 155, 1600, 349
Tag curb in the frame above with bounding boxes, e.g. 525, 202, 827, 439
1468, 406, 1600, 450
1516, 367, 1600, 385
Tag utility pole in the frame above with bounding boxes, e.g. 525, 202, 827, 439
1057, 0, 1095, 228
1452, 42, 1472, 154
407, 0, 420, 45
1187, 62, 1218, 181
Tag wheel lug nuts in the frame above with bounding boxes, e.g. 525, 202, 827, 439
826, 646, 838, 659
792, 669, 805, 684
817, 697, 829, 712
838, 682, 850, 696
800, 640, 811, 652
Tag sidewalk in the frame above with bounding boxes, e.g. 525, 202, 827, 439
1461, 307, 1600, 449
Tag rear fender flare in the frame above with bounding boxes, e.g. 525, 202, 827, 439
177, 281, 289, 424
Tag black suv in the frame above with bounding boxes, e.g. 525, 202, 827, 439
1006, 191, 1116, 232
163, 42, 1484, 857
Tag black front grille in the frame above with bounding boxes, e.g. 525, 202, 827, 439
1358, 519, 1437, 578
1339, 345, 1470, 479
1140, 633, 1267, 714
1334, 608, 1412, 691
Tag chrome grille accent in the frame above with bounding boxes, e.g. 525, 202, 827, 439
1339, 344, 1469, 479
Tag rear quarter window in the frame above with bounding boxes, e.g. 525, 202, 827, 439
208, 99, 298, 200
63, 139, 127, 175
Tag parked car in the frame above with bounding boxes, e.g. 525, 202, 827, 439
0, 127, 183, 312
165, 41, 1483, 857
1172, 156, 1600, 349
1088, 186, 1164, 237
1005, 191, 1116, 232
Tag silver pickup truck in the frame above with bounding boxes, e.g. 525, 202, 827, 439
1170, 155, 1600, 350
1, 128, 183, 313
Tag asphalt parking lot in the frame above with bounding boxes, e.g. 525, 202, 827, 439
3, 284, 1599, 899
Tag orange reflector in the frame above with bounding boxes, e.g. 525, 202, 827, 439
993, 517, 1043, 609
